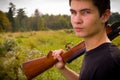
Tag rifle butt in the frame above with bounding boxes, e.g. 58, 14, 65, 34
22, 51, 57, 80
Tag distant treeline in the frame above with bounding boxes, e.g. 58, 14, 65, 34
0, 2, 120, 32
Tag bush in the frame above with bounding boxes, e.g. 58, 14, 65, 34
0, 38, 24, 80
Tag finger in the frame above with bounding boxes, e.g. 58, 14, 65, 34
52, 50, 59, 59
52, 49, 64, 59
57, 54, 63, 62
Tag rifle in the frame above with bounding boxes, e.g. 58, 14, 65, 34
22, 22, 120, 80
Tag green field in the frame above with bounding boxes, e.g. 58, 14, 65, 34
0, 30, 120, 80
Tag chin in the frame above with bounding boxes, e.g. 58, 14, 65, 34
75, 33, 85, 38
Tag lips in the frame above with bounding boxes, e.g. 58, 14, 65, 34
74, 27, 84, 32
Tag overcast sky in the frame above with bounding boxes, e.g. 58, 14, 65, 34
0, 0, 120, 16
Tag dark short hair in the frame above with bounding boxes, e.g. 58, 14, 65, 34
69, 0, 111, 17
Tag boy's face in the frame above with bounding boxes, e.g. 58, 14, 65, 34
70, 0, 110, 38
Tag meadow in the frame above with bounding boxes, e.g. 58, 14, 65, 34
0, 30, 120, 80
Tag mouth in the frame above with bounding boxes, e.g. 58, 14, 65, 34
74, 27, 84, 32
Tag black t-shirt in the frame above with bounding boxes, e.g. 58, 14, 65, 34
79, 43, 120, 80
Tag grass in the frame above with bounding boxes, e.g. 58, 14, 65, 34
0, 30, 83, 80
0, 30, 119, 80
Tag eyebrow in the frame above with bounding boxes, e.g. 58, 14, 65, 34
70, 9, 75, 12
70, 8, 92, 13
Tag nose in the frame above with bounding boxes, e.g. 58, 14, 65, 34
72, 14, 83, 24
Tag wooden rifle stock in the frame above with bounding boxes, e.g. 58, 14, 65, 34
22, 41, 85, 80
22, 22, 120, 80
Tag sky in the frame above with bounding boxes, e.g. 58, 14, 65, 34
0, 0, 120, 16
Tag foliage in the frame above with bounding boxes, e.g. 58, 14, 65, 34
108, 12, 120, 24
0, 11, 11, 32
0, 30, 81, 80
0, 38, 23, 80
45, 15, 71, 30
0, 30, 120, 80
0, 30, 119, 80
112, 36, 120, 48
7, 2, 16, 32
0, 4, 72, 32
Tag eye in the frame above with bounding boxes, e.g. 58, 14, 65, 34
81, 10, 91, 15
70, 10, 76, 15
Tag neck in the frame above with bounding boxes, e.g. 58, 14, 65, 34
84, 31, 111, 51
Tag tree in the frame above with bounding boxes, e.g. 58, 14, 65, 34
16, 8, 28, 31
108, 12, 120, 24
33, 9, 41, 30
45, 14, 71, 30
0, 11, 11, 32
7, 2, 16, 32
30, 9, 45, 31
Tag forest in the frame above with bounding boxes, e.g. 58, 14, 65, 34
0, 2, 72, 32
0, 2, 120, 32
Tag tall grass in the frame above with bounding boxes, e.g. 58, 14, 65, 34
0, 30, 119, 80
0, 30, 83, 80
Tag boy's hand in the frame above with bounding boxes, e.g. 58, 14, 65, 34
52, 49, 65, 69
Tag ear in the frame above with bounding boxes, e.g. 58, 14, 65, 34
101, 9, 111, 23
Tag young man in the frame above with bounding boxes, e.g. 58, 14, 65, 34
52, 0, 120, 80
